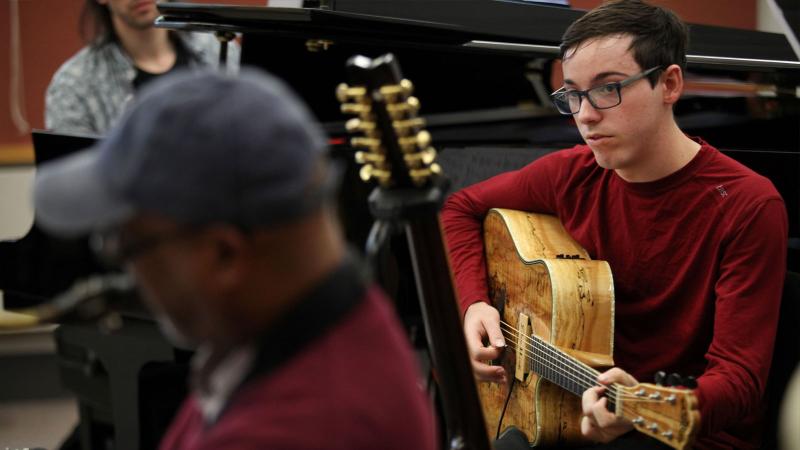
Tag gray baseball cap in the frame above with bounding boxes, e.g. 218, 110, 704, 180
35, 68, 329, 237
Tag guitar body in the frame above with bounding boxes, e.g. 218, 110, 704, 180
479, 208, 615, 446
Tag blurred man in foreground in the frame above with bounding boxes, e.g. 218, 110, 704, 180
35, 69, 437, 450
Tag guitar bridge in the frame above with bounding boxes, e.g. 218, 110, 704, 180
515, 313, 533, 385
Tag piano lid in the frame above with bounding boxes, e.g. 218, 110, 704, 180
156, 1, 800, 72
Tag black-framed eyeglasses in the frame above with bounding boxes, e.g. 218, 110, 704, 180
550, 66, 662, 115
90, 226, 198, 267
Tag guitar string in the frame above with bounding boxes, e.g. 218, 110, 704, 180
498, 321, 615, 396
488, 332, 686, 435
492, 333, 685, 434
498, 323, 652, 403
498, 331, 671, 405
498, 330, 640, 402
497, 322, 668, 403
498, 319, 611, 388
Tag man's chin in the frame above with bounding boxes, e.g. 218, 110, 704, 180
589, 148, 617, 170
155, 313, 200, 350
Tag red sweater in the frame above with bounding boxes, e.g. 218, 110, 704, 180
159, 284, 438, 450
441, 140, 787, 449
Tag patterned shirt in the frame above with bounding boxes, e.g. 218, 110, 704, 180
45, 32, 240, 135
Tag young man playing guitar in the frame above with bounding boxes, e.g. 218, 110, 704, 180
441, 1, 787, 448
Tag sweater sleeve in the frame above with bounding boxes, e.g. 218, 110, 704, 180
695, 197, 787, 435
45, 69, 98, 134
440, 150, 569, 314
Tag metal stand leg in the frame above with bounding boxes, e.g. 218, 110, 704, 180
215, 31, 236, 69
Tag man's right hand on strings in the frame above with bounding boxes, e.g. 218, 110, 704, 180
463, 301, 507, 383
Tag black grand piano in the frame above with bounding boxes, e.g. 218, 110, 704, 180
154, 0, 800, 265
1, 1, 798, 449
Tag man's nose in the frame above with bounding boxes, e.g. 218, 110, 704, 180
575, 96, 601, 124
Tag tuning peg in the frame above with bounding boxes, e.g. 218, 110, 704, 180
658, 372, 698, 388
400, 79, 414, 96
421, 148, 437, 165
345, 118, 376, 134
350, 137, 381, 151
654, 371, 667, 386
359, 164, 391, 185
336, 83, 366, 103
416, 130, 431, 148
354, 151, 385, 165
409, 163, 442, 185
399, 130, 432, 152
340, 103, 371, 116
379, 78, 414, 99
392, 117, 426, 133
666, 373, 683, 387
404, 147, 437, 166
387, 96, 421, 116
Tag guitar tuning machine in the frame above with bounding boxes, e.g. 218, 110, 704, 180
386, 96, 421, 117
399, 130, 431, 152
336, 83, 367, 103
654, 370, 697, 388
340, 103, 372, 117
409, 163, 442, 185
392, 117, 426, 133
355, 151, 385, 165
359, 164, 391, 185
379, 78, 414, 99
345, 118, 377, 135
404, 147, 437, 166
350, 137, 382, 152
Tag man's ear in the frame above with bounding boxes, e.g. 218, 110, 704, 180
661, 64, 684, 106
204, 225, 249, 291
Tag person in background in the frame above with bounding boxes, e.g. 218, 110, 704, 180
46, 0, 238, 134
441, 0, 787, 448
34, 68, 437, 450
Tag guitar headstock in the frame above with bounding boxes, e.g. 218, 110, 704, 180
617, 382, 700, 449
336, 53, 441, 189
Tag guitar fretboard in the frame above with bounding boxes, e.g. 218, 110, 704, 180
524, 333, 619, 407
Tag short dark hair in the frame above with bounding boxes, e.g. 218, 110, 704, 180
79, 0, 115, 46
559, 0, 689, 86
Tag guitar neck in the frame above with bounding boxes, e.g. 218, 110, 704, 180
524, 333, 622, 406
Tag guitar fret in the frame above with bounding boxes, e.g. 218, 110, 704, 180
527, 335, 598, 397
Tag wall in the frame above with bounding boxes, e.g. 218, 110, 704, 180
569, 0, 757, 30
0, 0, 265, 165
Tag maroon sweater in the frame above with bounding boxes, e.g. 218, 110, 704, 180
441, 140, 787, 449
159, 261, 438, 450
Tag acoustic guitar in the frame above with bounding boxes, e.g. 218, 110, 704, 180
480, 208, 700, 449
